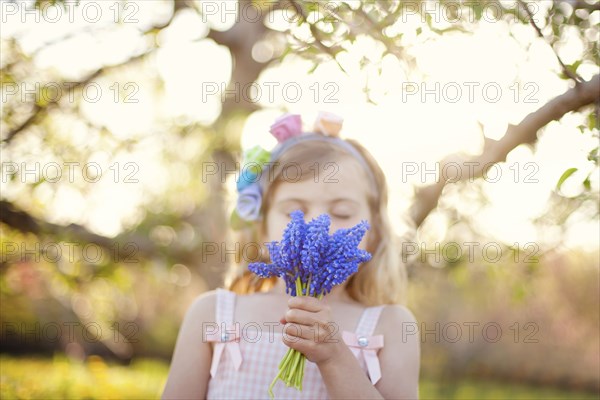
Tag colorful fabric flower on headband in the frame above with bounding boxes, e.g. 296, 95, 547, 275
233, 145, 270, 223
243, 146, 270, 171
270, 113, 303, 142
236, 145, 270, 192
235, 184, 262, 221
236, 170, 259, 192
314, 111, 343, 137
232, 111, 345, 227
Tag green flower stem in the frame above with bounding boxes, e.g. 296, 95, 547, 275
278, 348, 293, 370
300, 355, 306, 386
291, 351, 304, 382
268, 360, 286, 398
295, 356, 305, 388
270, 277, 316, 397
295, 277, 302, 297
282, 350, 296, 383
287, 350, 302, 382
283, 352, 294, 384
296, 277, 307, 388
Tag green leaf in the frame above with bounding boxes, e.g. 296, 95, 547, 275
587, 147, 599, 163
583, 177, 591, 191
425, 14, 432, 28
556, 167, 578, 190
552, 21, 560, 38
279, 45, 292, 62
306, 2, 318, 13
566, 60, 582, 76
588, 112, 598, 131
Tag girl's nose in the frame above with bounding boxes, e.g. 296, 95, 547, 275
303, 212, 316, 222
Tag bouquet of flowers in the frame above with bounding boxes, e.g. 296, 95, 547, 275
248, 210, 372, 398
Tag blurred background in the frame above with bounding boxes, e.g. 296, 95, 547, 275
1, 0, 598, 398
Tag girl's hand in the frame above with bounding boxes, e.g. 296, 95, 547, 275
279, 296, 345, 366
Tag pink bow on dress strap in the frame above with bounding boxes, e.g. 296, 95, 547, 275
206, 324, 242, 377
342, 330, 384, 385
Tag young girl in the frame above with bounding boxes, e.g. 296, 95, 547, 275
162, 112, 420, 399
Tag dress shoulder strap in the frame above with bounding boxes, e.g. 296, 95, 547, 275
355, 305, 386, 337
348, 305, 386, 386
215, 288, 236, 326
207, 288, 242, 377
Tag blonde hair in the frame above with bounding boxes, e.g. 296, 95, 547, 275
224, 138, 413, 306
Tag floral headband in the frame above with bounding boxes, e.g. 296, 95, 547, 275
231, 111, 376, 228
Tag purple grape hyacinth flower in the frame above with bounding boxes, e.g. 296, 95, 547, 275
248, 210, 371, 298
249, 209, 372, 398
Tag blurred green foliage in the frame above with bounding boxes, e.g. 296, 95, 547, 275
0, 354, 168, 399
1, 354, 597, 400
409, 250, 599, 392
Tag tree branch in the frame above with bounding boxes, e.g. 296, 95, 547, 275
518, 0, 583, 84
410, 74, 600, 227
1, 2, 186, 145
0, 200, 157, 260
2, 50, 151, 144
285, 0, 346, 66
204, 0, 274, 115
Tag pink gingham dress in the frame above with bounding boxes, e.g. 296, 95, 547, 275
206, 288, 386, 399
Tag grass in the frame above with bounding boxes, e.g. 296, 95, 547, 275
0, 354, 168, 399
420, 378, 598, 400
0, 354, 597, 399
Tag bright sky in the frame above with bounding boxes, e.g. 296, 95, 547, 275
1, 0, 598, 253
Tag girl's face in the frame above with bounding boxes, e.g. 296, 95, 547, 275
264, 156, 373, 250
